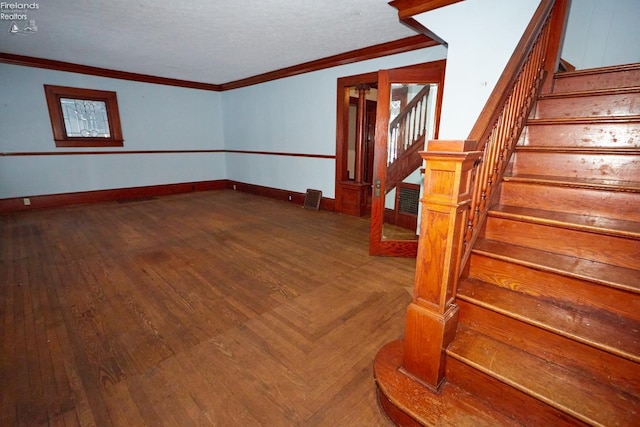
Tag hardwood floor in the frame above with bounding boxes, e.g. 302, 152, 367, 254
0, 190, 416, 426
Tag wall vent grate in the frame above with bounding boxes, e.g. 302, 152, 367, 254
303, 189, 322, 210
398, 186, 419, 215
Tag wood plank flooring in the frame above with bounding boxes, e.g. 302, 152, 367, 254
0, 190, 416, 426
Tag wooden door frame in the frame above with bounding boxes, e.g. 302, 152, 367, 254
369, 60, 446, 257
334, 71, 378, 216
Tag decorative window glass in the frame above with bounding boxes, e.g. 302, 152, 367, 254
44, 85, 124, 147
60, 98, 111, 138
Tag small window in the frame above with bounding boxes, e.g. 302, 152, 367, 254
44, 85, 124, 147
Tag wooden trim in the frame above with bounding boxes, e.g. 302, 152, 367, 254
0, 150, 225, 156
0, 180, 230, 213
540, 0, 571, 94
349, 96, 377, 109
220, 35, 439, 90
399, 17, 449, 46
0, 53, 223, 91
1, 149, 332, 158
225, 150, 335, 159
0, 36, 439, 92
230, 182, 335, 212
558, 57, 576, 72
369, 60, 446, 257
553, 62, 640, 78
334, 71, 378, 216
334, 60, 444, 217
335, 71, 379, 186
388, 1, 462, 46
389, 0, 464, 19
43, 84, 124, 147
0, 180, 336, 213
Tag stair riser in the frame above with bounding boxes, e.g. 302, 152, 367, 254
445, 357, 586, 427
534, 92, 640, 119
553, 68, 640, 93
483, 216, 640, 269
468, 253, 640, 321
499, 181, 640, 221
455, 299, 640, 396
509, 151, 639, 181
376, 389, 423, 427
521, 122, 640, 148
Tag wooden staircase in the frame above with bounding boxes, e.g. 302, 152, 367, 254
375, 64, 640, 426
446, 63, 640, 426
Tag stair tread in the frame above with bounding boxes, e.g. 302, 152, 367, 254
447, 326, 640, 427
515, 146, 640, 154
539, 85, 640, 100
490, 204, 640, 239
554, 63, 640, 79
527, 114, 640, 125
456, 298, 640, 396
457, 278, 640, 362
503, 173, 640, 192
473, 238, 640, 294
375, 340, 522, 426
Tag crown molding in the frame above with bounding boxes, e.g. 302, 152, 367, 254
0, 52, 223, 91
220, 34, 439, 90
388, 0, 463, 46
0, 34, 439, 92
389, 0, 464, 20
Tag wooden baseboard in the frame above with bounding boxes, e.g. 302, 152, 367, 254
230, 181, 335, 212
0, 180, 336, 213
0, 180, 231, 213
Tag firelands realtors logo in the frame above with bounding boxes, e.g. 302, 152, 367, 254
1, 2, 39, 34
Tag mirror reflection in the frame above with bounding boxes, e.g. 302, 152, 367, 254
382, 83, 438, 241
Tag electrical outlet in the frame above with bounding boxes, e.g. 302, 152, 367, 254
288, 195, 292, 201
23, 198, 31, 206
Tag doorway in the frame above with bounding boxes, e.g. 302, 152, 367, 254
334, 72, 378, 217
334, 61, 446, 257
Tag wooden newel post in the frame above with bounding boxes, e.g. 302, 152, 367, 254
541, 0, 570, 94
403, 140, 481, 390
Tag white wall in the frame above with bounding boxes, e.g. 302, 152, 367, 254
560, 0, 640, 69
222, 46, 447, 198
0, 64, 226, 199
414, 0, 541, 140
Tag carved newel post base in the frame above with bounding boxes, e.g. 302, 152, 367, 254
403, 302, 459, 390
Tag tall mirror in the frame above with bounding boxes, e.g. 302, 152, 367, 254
382, 82, 438, 241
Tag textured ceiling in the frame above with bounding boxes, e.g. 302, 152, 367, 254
0, 0, 419, 84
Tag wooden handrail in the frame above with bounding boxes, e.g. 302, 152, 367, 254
467, 0, 554, 147
462, 0, 569, 271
